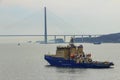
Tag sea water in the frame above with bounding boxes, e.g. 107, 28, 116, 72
0, 41, 120, 80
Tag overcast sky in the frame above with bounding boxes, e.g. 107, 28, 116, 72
0, 0, 120, 35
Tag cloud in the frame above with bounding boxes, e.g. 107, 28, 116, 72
1, 0, 42, 10
0, 0, 120, 34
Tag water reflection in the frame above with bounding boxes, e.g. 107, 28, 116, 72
55, 67, 88, 80
55, 67, 87, 74
45, 65, 87, 74
45, 65, 89, 80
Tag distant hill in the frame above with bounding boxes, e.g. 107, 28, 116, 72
73, 33, 120, 43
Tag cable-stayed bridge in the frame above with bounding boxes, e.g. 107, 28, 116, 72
0, 7, 103, 43
0, 34, 101, 43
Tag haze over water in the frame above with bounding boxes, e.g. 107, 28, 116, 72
0, 37, 120, 80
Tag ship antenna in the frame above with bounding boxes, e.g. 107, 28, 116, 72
69, 37, 75, 46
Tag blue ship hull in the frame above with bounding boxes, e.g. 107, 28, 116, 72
45, 55, 114, 68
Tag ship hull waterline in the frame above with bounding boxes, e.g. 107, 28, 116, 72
45, 55, 114, 68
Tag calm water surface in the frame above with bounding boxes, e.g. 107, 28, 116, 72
0, 43, 120, 80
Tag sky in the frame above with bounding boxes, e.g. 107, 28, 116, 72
0, 0, 120, 35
